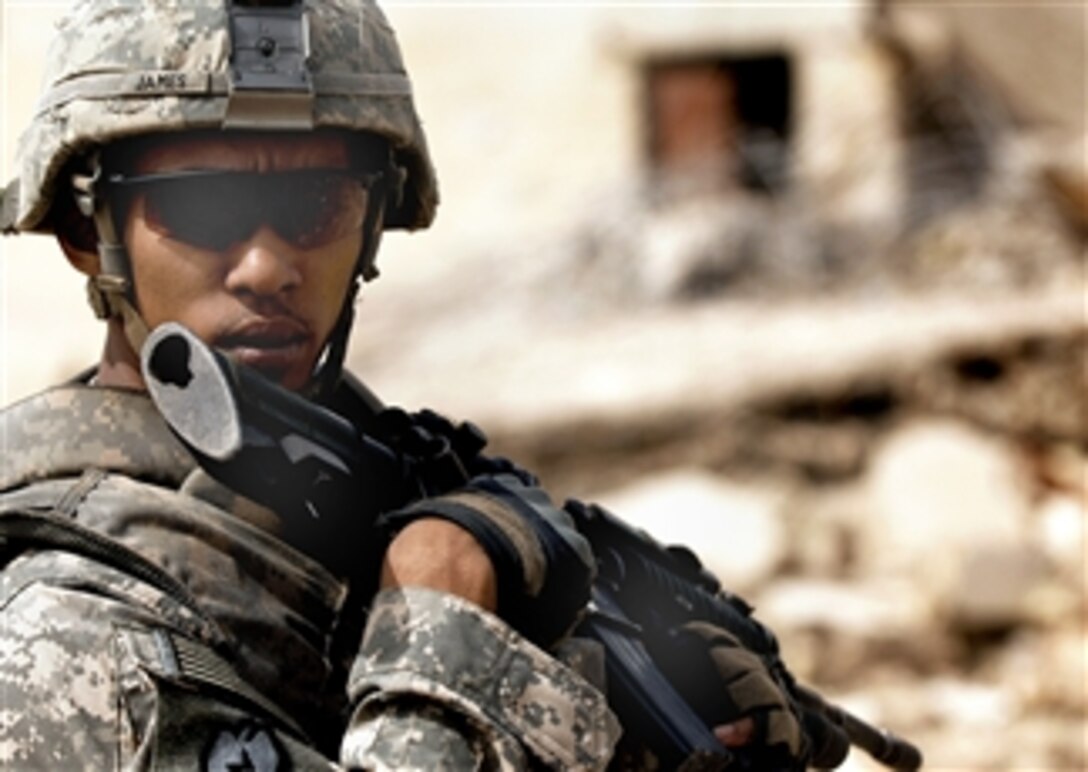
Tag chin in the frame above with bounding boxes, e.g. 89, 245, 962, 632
279, 370, 312, 392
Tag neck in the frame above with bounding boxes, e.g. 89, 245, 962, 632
95, 317, 146, 390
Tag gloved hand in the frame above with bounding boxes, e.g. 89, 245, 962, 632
378, 470, 595, 648
370, 408, 596, 648
662, 621, 812, 771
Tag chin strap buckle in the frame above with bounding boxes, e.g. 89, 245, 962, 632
87, 272, 149, 354
86, 275, 127, 320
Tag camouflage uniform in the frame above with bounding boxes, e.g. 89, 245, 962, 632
0, 381, 620, 770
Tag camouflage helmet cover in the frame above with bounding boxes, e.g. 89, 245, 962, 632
7, 0, 437, 234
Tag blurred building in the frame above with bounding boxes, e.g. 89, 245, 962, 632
384, 2, 1082, 301
880, 0, 1086, 231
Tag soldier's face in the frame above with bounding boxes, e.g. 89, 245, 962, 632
118, 132, 365, 391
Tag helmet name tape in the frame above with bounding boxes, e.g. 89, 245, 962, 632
34, 71, 413, 119
225, 0, 314, 129
34, 73, 215, 116
135, 72, 197, 94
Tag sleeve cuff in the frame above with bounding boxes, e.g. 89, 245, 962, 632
345, 586, 620, 771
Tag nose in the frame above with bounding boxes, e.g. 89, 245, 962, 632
224, 226, 302, 300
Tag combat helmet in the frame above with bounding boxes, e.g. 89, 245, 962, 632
1, 0, 438, 392
5, 0, 436, 235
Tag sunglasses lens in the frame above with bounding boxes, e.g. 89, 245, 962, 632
140, 177, 236, 248
134, 171, 370, 251
280, 174, 368, 250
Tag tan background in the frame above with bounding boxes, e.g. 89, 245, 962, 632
2, 3, 1085, 770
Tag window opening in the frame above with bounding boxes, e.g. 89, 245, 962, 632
645, 53, 792, 197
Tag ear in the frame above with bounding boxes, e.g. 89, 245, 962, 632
52, 191, 102, 276
56, 228, 101, 276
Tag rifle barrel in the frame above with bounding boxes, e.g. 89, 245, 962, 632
796, 685, 923, 771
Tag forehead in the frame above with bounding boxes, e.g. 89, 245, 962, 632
114, 130, 354, 174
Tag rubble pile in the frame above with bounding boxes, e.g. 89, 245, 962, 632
603, 419, 1084, 769
508, 324, 1085, 770
355, 158, 1085, 769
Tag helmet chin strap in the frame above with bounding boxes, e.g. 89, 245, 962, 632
72, 159, 150, 359
309, 174, 389, 401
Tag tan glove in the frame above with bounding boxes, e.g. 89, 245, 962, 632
664, 620, 810, 770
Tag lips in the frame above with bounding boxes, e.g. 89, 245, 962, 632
215, 318, 312, 379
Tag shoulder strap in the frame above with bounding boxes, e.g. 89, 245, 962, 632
0, 507, 208, 618
0, 384, 193, 491
0, 470, 226, 652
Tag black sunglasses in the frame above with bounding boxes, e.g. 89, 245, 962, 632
103, 168, 383, 252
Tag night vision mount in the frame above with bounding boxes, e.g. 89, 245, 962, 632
225, 0, 315, 129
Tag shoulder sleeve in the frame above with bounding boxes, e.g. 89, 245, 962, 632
342, 587, 622, 771
0, 554, 339, 771
0, 567, 122, 768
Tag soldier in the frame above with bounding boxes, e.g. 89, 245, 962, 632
1, 1, 808, 769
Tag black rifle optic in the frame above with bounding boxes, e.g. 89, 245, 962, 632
141, 322, 923, 772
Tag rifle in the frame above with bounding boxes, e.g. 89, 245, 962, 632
141, 322, 923, 771
568, 499, 922, 771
